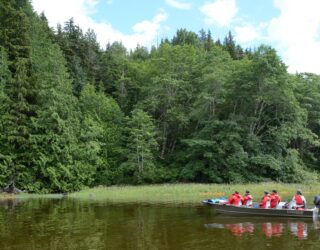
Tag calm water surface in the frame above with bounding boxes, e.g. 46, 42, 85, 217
0, 198, 320, 250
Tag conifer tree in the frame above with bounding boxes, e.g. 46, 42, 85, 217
0, 47, 11, 187
78, 85, 124, 185
0, 0, 35, 191
120, 109, 158, 184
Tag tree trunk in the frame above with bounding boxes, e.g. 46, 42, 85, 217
160, 124, 167, 159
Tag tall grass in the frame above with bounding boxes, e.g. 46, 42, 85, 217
1, 182, 318, 205
68, 182, 320, 204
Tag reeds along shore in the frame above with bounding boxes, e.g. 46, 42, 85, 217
1, 183, 319, 205
67, 183, 320, 204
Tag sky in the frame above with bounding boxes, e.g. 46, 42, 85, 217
31, 0, 320, 74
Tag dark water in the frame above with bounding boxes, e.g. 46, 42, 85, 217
0, 198, 320, 250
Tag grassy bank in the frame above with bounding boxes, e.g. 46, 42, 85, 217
68, 182, 320, 204
2, 182, 319, 204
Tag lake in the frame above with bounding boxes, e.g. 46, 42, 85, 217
0, 198, 319, 250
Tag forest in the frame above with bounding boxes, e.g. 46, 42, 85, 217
1, 0, 320, 193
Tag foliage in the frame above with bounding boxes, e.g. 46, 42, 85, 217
0, 46, 11, 187
0, 4, 319, 193
120, 109, 158, 184
78, 84, 123, 185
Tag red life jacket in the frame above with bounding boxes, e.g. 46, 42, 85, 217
294, 195, 303, 205
232, 193, 243, 206
226, 194, 235, 204
242, 194, 252, 206
260, 195, 270, 208
270, 194, 281, 208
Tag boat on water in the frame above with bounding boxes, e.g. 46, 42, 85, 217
203, 199, 318, 219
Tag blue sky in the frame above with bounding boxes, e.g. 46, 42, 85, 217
32, 0, 320, 74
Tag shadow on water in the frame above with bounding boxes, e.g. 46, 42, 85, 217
0, 198, 320, 250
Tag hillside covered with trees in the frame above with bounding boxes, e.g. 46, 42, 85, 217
1, 1, 320, 193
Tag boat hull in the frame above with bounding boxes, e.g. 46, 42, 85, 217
203, 200, 314, 218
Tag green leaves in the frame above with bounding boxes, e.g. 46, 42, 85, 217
78, 85, 123, 186
1, 5, 320, 192
120, 109, 158, 184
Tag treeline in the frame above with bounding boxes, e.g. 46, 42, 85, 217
1, 1, 320, 193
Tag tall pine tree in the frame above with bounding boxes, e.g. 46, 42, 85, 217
0, 0, 35, 191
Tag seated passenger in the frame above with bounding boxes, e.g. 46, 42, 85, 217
314, 194, 320, 208
292, 190, 307, 209
270, 190, 281, 208
259, 191, 271, 208
242, 190, 253, 207
225, 191, 243, 206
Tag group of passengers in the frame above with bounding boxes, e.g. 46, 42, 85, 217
224, 189, 307, 210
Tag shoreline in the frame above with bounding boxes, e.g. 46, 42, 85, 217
1, 183, 319, 205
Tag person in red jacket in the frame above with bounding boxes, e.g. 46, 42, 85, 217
292, 190, 307, 209
224, 192, 236, 205
225, 191, 243, 206
270, 190, 281, 208
242, 190, 253, 207
259, 191, 271, 208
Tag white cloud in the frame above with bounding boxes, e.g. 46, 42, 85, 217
267, 0, 320, 73
165, 0, 191, 10
127, 10, 168, 47
31, 0, 167, 50
234, 25, 260, 43
200, 0, 238, 27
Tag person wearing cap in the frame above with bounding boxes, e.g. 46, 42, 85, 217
242, 190, 253, 207
225, 191, 243, 206
270, 190, 281, 208
292, 190, 307, 209
259, 191, 271, 208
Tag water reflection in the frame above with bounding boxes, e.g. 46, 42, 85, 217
205, 222, 254, 236
1, 198, 320, 250
205, 220, 312, 240
289, 222, 307, 240
262, 222, 283, 238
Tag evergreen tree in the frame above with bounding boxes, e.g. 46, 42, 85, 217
223, 31, 244, 60
120, 109, 158, 184
0, 47, 11, 187
78, 85, 124, 186
172, 29, 200, 46
205, 30, 214, 51
0, 0, 35, 191
25, 13, 79, 192
1, 7, 320, 191
55, 18, 102, 96
100, 41, 127, 95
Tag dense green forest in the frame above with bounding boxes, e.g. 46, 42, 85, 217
1, 1, 320, 193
